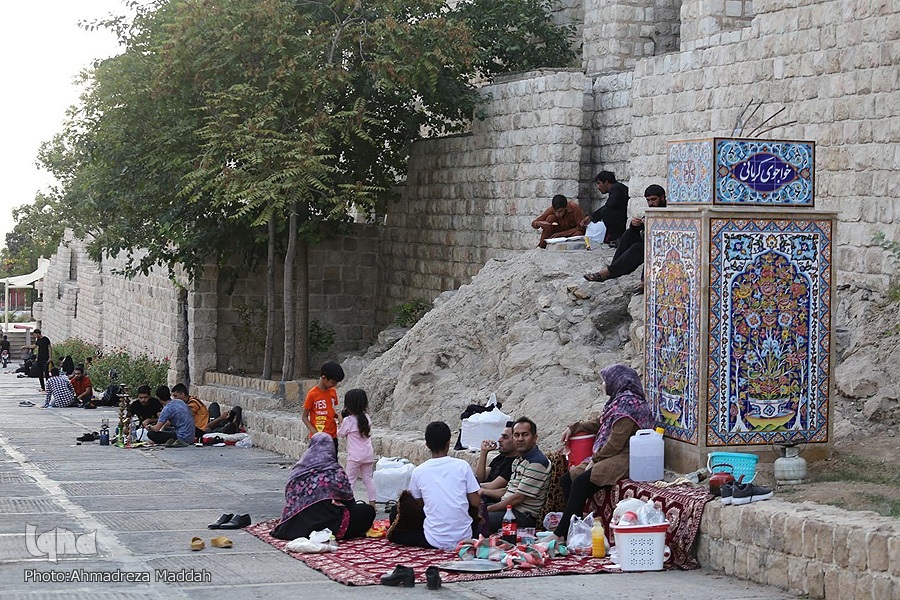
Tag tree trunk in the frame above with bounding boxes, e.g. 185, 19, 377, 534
262, 215, 276, 380
295, 237, 310, 377
282, 203, 298, 381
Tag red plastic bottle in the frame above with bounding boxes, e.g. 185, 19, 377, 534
501, 505, 517, 544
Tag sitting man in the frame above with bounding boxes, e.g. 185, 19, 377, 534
69, 365, 94, 407
486, 417, 551, 531
171, 383, 210, 439
581, 171, 629, 246
42, 368, 77, 408
147, 385, 195, 446
531, 194, 587, 249
127, 385, 163, 427
584, 184, 667, 285
475, 422, 517, 501
387, 421, 480, 550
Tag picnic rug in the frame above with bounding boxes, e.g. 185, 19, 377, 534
247, 481, 712, 585
246, 519, 622, 586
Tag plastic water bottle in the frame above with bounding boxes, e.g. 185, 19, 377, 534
591, 520, 606, 558
638, 499, 665, 524
501, 505, 517, 544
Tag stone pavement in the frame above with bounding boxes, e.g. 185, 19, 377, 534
0, 373, 799, 600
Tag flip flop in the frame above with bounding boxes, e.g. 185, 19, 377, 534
583, 271, 608, 282
210, 536, 233, 548
190, 537, 205, 551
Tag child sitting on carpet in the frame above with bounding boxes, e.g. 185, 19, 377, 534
337, 389, 376, 506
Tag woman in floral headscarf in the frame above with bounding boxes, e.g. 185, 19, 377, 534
271, 432, 375, 540
548, 364, 656, 540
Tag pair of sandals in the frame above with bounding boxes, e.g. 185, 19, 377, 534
583, 271, 608, 282
190, 536, 233, 551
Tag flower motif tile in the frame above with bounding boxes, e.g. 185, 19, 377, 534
707, 218, 831, 446
646, 218, 701, 444
667, 140, 714, 204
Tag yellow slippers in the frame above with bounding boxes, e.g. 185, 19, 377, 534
190, 537, 205, 551
210, 536, 233, 549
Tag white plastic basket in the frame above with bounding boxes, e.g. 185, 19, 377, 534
611, 522, 669, 571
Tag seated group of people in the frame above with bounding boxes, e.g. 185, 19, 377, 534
127, 384, 244, 445
42, 364, 95, 408
531, 172, 668, 287
271, 363, 655, 551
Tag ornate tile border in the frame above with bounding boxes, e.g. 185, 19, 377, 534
646, 217, 702, 444
714, 139, 815, 206
667, 140, 714, 204
707, 218, 831, 446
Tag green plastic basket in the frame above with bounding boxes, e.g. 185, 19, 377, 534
707, 451, 758, 483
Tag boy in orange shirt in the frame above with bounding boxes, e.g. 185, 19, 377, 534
302, 361, 345, 453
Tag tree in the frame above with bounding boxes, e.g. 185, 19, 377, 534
0, 193, 66, 276
39, 0, 575, 378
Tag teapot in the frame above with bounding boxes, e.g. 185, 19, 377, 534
708, 463, 736, 496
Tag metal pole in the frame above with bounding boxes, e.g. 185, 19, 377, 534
4, 280, 9, 334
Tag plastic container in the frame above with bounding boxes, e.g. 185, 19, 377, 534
629, 429, 664, 482
707, 452, 758, 484
612, 521, 669, 571
567, 434, 595, 466
459, 407, 511, 450
591, 521, 606, 558
373, 457, 415, 502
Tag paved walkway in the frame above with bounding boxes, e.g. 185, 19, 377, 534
0, 372, 799, 599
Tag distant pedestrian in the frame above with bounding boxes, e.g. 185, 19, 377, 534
32, 330, 51, 392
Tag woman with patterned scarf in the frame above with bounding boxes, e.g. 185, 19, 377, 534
546, 364, 656, 541
271, 432, 376, 541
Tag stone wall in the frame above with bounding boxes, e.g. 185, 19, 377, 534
39, 233, 186, 383
679, 0, 754, 47
215, 224, 380, 375
697, 500, 900, 599
376, 69, 591, 324
627, 0, 900, 292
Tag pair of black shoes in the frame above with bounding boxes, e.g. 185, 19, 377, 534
381, 565, 441, 590
76, 432, 99, 442
208, 513, 251, 530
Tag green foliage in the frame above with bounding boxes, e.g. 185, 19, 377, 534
309, 320, 336, 354
874, 232, 900, 301
49, 338, 169, 393
392, 298, 430, 327
0, 193, 66, 277
453, 0, 576, 76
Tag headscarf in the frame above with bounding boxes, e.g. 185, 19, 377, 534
279, 433, 354, 523
592, 364, 656, 453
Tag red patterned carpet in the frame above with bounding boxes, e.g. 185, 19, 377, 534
246, 519, 622, 586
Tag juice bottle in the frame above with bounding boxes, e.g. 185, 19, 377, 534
591, 520, 606, 558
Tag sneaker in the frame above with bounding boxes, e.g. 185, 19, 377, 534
719, 483, 734, 505
731, 482, 774, 505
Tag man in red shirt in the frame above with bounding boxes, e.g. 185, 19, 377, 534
531, 194, 587, 249
69, 365, 94, 407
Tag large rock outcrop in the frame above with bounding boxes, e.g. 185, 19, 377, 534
347, 248, 642, 442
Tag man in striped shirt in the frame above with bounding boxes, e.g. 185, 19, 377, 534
42, 368, 77, 408
486, 416, 551, 531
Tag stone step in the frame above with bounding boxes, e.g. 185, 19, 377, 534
194, 382, 285, 412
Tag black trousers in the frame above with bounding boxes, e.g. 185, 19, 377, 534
36, 359, 49, 390
147, 429, 178, 444
607, 226, 644, 279
553, 469, 603, 538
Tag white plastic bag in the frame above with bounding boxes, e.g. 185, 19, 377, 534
585, 220, 607, 244
567, 514, 594, 554
542, 511, 563, 531
460, 406, 511, 450
374, 457, 415, 502
612, 498, 646, 524
236, 435, 253, 448
285, 528, 338, 553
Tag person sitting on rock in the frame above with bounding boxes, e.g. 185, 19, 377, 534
387, 421, 480, 550
486, 417, 551, 532
147, 385, 195, 446
42, 367, 77, 408
475, 422, 517, 501
127, 385, 163, 427
580, 171, 629, 246
532, 194, 587, 249
583, 184, 667, 287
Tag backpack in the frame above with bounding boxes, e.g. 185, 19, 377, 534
99, 384, 122, 407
